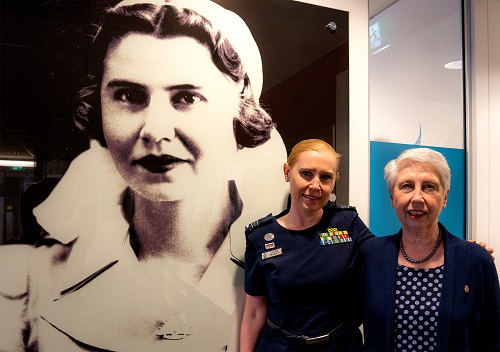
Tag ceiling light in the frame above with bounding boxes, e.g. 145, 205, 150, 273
444, 60, 462, 69
0, 160, 36, 168
372, 45, 390, 55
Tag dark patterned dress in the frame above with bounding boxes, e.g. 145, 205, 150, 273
394, 265, 444, 352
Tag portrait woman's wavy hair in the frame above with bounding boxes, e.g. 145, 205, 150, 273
74, 3, 274, 149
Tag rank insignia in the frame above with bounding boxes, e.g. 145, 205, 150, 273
319, 228, 352, 246
265, 242, 275, 250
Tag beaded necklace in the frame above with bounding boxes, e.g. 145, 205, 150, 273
399, 228, 442, 264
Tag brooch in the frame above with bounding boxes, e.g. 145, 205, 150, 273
156, 319, 193, 340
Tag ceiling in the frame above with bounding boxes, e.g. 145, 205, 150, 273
0, 0, 398, 166
369, 0, 398, 19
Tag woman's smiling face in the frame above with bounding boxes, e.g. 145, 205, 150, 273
285, 149, 338, 214
390, 161, 448, 231
100, 33, 241, 201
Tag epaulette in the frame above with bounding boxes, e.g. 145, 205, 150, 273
245, 214, 274, 236
328, 204, 357, 212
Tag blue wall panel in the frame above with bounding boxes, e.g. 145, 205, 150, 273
369, 141, 465, 238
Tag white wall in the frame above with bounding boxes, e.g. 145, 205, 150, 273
469, 0, 500, 274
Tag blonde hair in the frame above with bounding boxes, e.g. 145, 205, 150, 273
287, 139, 341, 178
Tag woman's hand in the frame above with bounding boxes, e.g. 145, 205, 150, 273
470, 240, 495, 260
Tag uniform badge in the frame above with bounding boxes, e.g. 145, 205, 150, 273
262, 248, 283, 260
264, 233, 274, 241
265, 242, 275, 250
319, 228, 352, 246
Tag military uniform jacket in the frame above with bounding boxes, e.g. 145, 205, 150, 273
244, 206, 374, 337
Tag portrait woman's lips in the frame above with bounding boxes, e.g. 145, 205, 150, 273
133, 154, 190, 173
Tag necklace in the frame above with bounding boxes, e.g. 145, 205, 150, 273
400, 228, 442, 264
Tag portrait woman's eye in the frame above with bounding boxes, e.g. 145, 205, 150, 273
171, 91, 206, 110
113, 88, 148, 106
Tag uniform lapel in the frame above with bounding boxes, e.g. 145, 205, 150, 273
39, 229, 243, 351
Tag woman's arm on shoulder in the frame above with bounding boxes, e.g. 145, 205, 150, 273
469, 240, 495, 260
240, 294, 267, 352
0, 244, 33, 351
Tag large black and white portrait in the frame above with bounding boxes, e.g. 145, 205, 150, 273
0, 0, 349, 350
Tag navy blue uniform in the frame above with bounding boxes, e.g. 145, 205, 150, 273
245, 206, 374, 351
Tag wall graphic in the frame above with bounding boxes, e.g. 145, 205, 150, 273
0, 0, 349, 350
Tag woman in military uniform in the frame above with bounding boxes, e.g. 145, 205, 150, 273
241, 139, 374, 351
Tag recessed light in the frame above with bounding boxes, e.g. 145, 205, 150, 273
444, 60, 462, 69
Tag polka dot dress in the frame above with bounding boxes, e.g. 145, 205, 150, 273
394, 264, 444, 352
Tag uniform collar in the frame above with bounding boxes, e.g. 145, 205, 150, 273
34, 141, 127, 245
33, 142, 246, 349
39, 229, 241, 350
34, 141, 242, 310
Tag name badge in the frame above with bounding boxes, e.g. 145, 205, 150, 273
262, 248, 283, 260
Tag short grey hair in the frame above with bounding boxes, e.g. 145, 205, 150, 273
384, 148, 451, 193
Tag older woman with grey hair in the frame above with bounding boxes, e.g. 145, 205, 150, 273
361, 147, 500, 351
0, 1, 287, 351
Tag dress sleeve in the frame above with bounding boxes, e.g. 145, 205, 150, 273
0, 244, 32, 351
244, 234, 266, 296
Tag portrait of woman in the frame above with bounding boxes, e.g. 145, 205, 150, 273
0, 1, 288, 351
